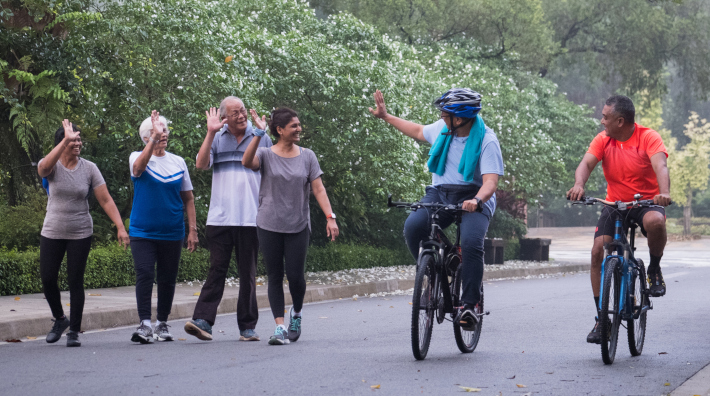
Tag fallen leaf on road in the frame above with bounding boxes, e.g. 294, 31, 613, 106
256, 282, 263, 286
178, 338, 186, 341
66, 303, 70, 306
545, 372, 554, 374
408, 302, 413, 305
664, 383, 670, 386
14, 296, 21, 301
370, 385, 380, 389
658, 352, 668, 355
459, 386, 481, 392
88, 293, 101, 296
389, 306, 394, 308
319, 316, 328, 319
26, 336, 37, 340
507, 375, 516, 379
218, 330, 224, 333
5, 339, 21, 343
193, 292, 200, 296
516, 384, 527, 388
357, 310, 363, 312
362, 380, 366, 383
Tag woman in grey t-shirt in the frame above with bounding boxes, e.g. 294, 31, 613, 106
243, 107, 339, 345
37, 120, 129, 347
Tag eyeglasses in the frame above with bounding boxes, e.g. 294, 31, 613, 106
227, 108, 248, 119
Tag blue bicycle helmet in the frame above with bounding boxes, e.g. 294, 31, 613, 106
433, 88, 482, 119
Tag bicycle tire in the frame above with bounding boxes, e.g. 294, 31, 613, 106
600, 257, 622, 364
627, 259, 647, 356
411, 254, 436, 360
453, 264, 482, 353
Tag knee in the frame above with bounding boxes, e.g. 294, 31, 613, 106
643, 213, 666, 234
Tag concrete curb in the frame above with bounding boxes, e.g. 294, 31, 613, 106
671, 362, 710, 396
1, 262, 588, 341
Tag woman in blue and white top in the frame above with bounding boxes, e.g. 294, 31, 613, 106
129, 110, 198, 344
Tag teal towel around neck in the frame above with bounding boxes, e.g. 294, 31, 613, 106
426, 115, 485, 183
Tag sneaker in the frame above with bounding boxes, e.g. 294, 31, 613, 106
239, 329, 260, 341
458, 304, 479, 331
288, 307, 302, 342
153, 322, 174, 342
184, 319, 213, 341
131, 323, 154, 344
268, 325, 290, 345
647, 267, 666, 297
587, 317, 601, 344
66, 331, 81, 347
46, 316, 70, 343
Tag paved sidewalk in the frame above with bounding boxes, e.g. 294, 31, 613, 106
0, 260, 588, 342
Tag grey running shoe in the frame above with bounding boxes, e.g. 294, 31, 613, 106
239, 329, 260, 341
288, 307, 302, 342
184, 319, 213, 341
153, 322, 174, 341
268, 325, 290, 345
458, 304, 479, 331
587, 317, 601, 344
46, 316, 70, 343
131, 323, 154, 344
66, 331, 81, 347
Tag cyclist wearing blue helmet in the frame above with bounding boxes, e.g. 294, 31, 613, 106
369, 88, 504, 329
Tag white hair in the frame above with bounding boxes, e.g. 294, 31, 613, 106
219, 96, 243, 118
139, 115, 169, 144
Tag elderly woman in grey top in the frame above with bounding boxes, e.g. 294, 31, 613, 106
242, 107, 339, 345
37, 119, 129, 347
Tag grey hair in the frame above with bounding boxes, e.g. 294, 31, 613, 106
219, 96, 244, 118
139, 115, 169, 144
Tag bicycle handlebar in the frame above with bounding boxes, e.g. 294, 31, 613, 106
567, 195, 672, 209
387, 194, 467, 212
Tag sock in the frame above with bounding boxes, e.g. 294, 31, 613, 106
277, 324, 287, 331
292, 309, 301, 318
648, 254, 662, 273
594, 296, 600, 313
155, 320, 165, 328
141, 319, 151, 328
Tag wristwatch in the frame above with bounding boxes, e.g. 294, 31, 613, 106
472, 197, 484, 213
327, 213, 337, 220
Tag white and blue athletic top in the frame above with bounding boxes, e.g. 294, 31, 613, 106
129, 151, 193, 240
423, 119, 505, 214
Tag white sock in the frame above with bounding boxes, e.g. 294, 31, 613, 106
155, 320, 165, 328
292, 309, 301, 318
141, 319, 151, 328
277, 324, 287, 331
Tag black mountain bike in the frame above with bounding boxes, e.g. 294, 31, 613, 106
388, 196, 488, 360
571, 194, 667, 364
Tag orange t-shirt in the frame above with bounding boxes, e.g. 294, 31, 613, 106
587, 123, 668, 202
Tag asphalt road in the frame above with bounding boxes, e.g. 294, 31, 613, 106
2, 266, 709, 396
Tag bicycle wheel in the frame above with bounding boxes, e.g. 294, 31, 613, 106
600, 257, 622, 364
627, 259, 647, 356
453, 264, 483, 353
411, 254, 436, 360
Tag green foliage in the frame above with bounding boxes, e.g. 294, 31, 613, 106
0, 186, 46, 250
487, 209, 527, 240
0, 242, 412, 296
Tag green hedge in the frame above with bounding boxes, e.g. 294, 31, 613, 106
0, 243, 413, 296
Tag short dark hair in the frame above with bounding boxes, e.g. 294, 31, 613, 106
605, 95, 635, 125
54, 123, 81, 146
267, 107, 299, 138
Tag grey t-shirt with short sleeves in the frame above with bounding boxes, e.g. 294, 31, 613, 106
40, 157, 106, 240
255, 147, 324, 233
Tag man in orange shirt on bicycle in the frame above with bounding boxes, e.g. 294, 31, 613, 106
566, 95, 672, 344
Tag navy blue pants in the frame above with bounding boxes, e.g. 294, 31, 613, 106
130, 237, 183, 322
403, 185, 491, 306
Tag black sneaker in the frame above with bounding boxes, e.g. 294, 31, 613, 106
587, 317, 601, 344
647, 267, 666, 297
66, 331, 81, 347
153, 322, 174, 342
458, 304, 479, 331
287, 307, 302, 342
184, 319, 213, 341
46, 317, 70, 343
131, 323, 154, 344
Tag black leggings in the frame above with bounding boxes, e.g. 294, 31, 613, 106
39, 236, 93, 332
257, 227, 310, 319
130, 237, 183, 322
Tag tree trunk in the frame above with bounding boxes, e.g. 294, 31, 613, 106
683, 189, 693, 236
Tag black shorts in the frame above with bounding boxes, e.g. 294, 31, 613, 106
594, 205, 665, 239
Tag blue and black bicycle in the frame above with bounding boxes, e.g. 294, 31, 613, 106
571, 194, 668, 364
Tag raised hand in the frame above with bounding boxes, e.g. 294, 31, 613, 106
150, 110, 164, 142
249, 109, 267, 131
205, 107, 227, 134
368, 89, 388, 119
61, 119, 80, 145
